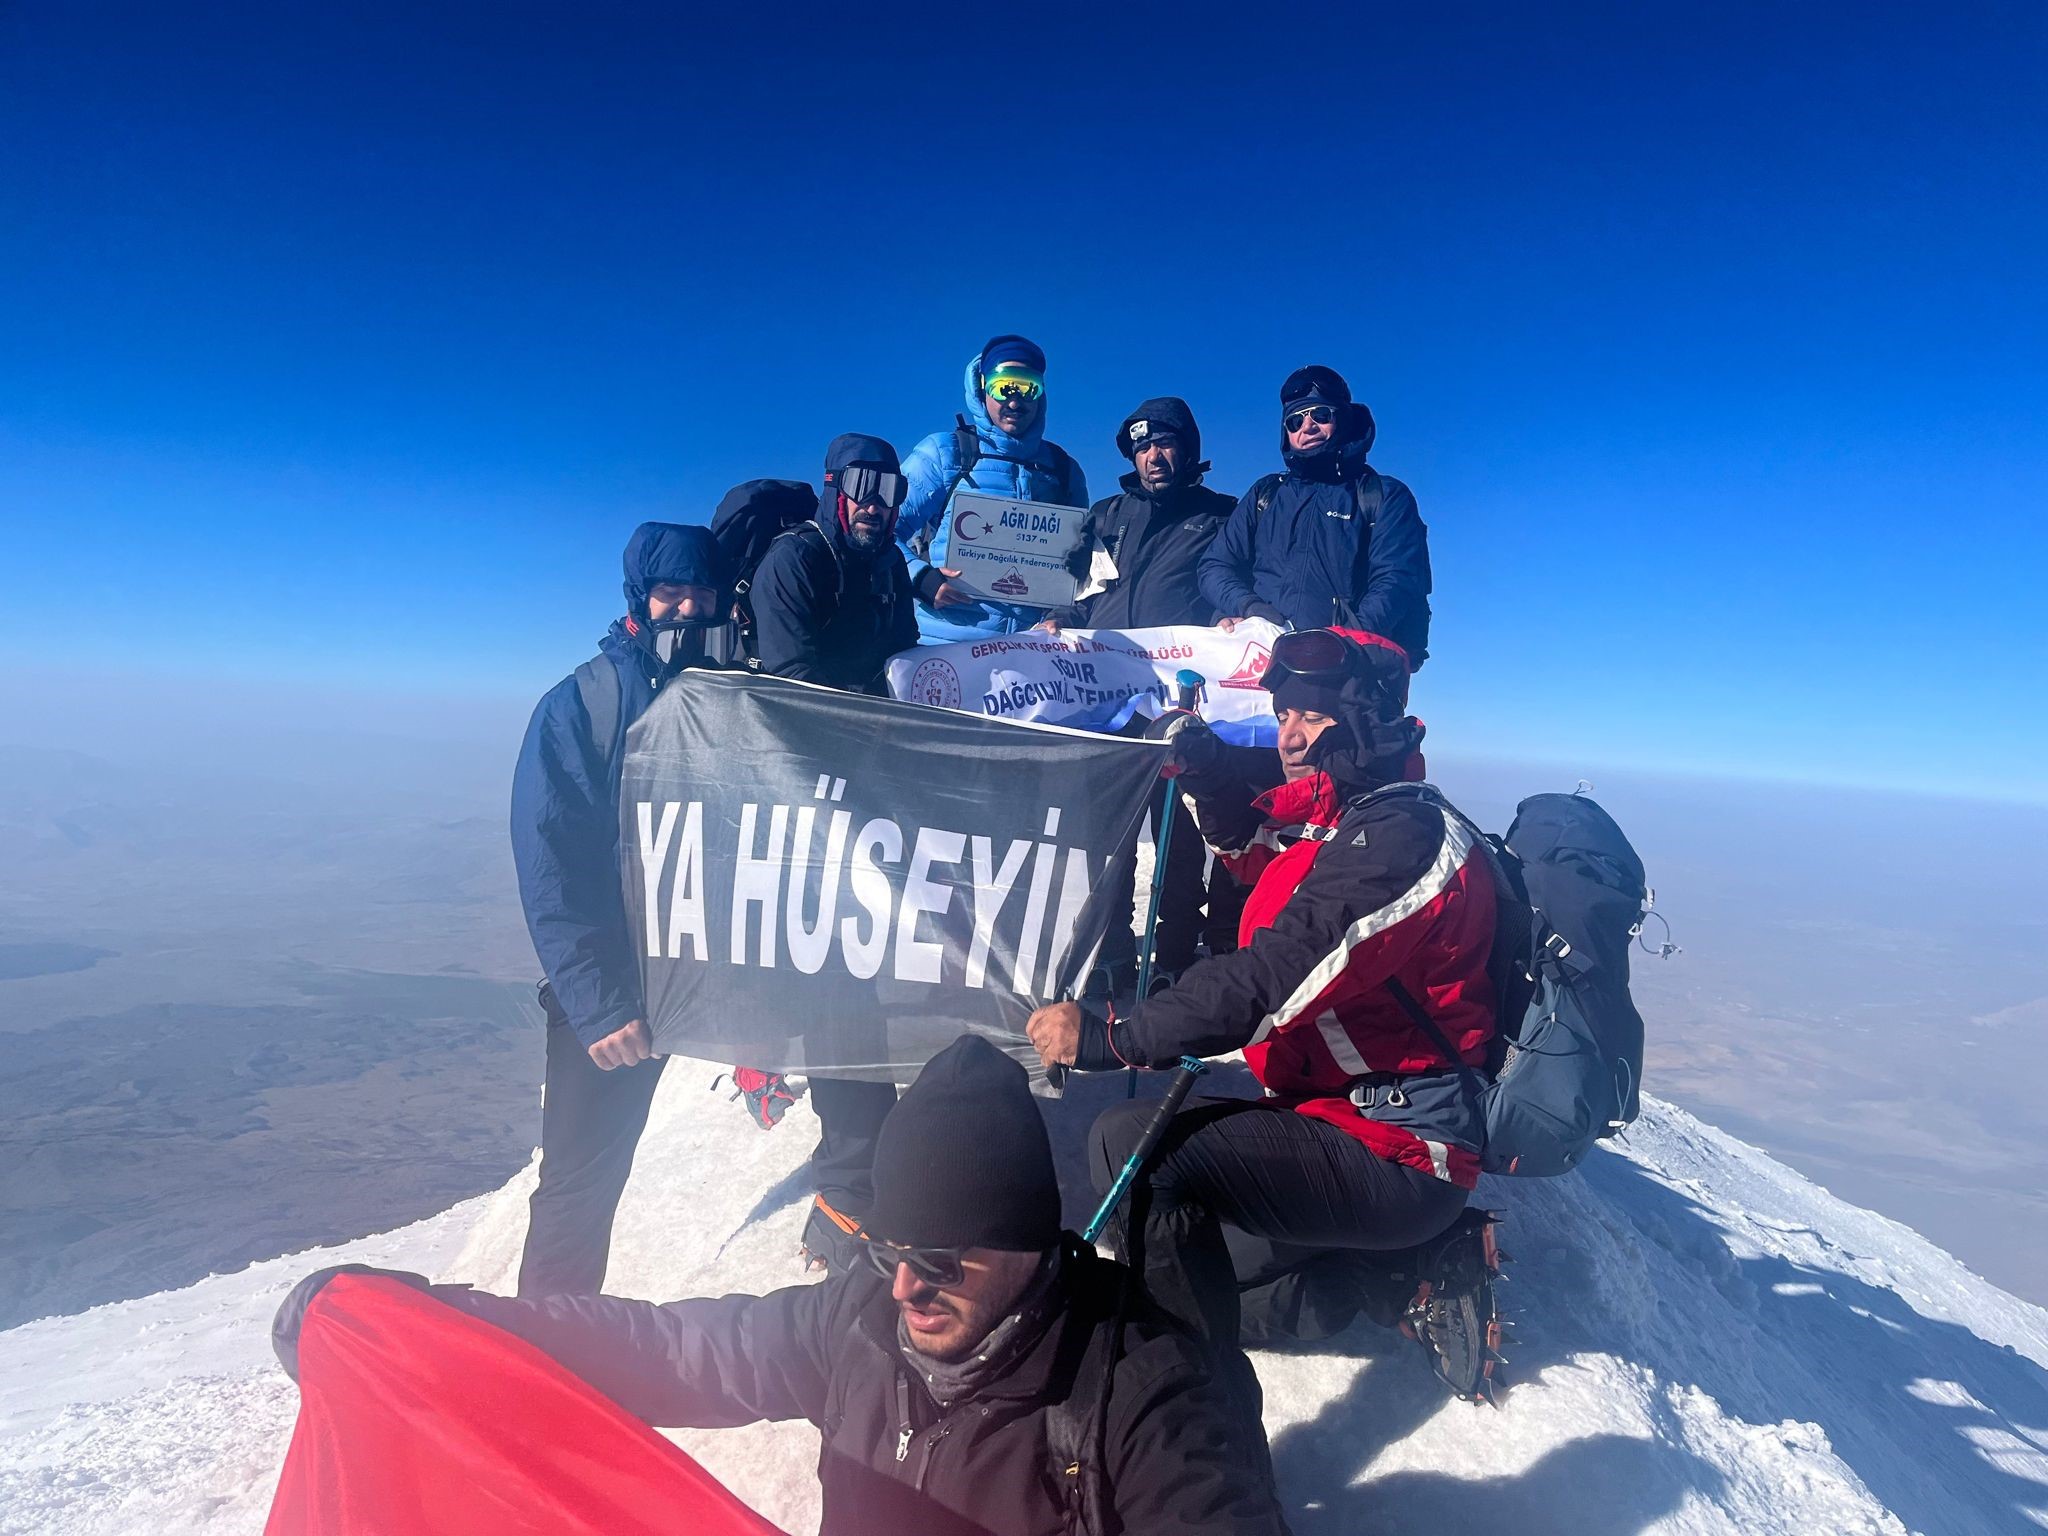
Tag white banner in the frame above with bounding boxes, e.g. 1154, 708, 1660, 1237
886, 621, 1283, 745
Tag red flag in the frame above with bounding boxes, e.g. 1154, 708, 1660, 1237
266, 1274, 783, 1536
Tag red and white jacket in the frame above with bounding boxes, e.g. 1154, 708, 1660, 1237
1102, 773, 1501, 1188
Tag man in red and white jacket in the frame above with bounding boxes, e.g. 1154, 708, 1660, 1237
1028, 628, 1511, 1393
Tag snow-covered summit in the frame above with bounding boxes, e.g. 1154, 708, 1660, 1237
4, 1067, 2046, 1536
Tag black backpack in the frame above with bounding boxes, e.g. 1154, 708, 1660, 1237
1373, 784, 1654, 1178
708, 478, 831, 661
907, 416, 1085, 566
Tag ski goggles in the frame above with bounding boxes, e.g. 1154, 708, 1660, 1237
1269, 627, 1356, 680
984, 366, 1045, 404
837, 465, 908, 509
1283, 404, 1339, 433
862, 1236, 969, 1288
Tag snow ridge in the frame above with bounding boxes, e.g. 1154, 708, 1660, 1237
4, 1075, 2047, 1536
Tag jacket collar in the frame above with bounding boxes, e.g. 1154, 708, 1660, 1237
1253, 771, 1342, 828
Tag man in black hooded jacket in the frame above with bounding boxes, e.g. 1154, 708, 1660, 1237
272, 1035, 1288, 1536
1038, 399, 1243, 992
749, 432, 920, 694
1198, 366, 1432, 667
744, 433, 920, 1272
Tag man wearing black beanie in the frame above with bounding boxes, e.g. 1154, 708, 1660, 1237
1197, 365, 1434, 667
275, 1034, 1288, 1535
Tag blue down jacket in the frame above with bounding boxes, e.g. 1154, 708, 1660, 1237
895, 354, 1088, 644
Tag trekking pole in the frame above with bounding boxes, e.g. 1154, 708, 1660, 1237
1085, 1054, 1208, 1244
1129, 669, 1204, 1099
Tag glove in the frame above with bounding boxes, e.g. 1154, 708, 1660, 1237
272, 1264, 433, 1383
724, 1066, 804, 1129
1143, 710, 1222, 778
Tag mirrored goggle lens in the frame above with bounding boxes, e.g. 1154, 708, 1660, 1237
1271, 627, 1352, 678
985, 370, 1044, 403
1284, 404, 1337, 432
839, 466, 908, 509
863, 1239, 966, 1288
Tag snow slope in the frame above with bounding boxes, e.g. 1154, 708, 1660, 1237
5, 1065, 2048, 1536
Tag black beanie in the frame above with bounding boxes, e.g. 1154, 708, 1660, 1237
1280, 364, 1352, 420
865, 1035, 1061, 1253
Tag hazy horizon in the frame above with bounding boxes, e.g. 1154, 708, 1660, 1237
3, 685, 2042, 1326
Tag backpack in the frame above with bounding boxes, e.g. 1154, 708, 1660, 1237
1374, 785, 1652, 1178
1247, 470, 1432, 666
907, 415, 1084, 566
709, 478, 822, 650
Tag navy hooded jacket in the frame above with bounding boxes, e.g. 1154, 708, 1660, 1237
1196, 404, 1432, 664
509, 523, 725, 1047
749, 433, 920, 693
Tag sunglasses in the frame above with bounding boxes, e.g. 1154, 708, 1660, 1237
838, 465, 908, 510
862, 1237, 968, 1288
1284, 404, 1338, 433
1270, 627, 1354, 680
985, 371, 1045, 405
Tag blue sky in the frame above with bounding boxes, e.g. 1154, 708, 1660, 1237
3, 3, 2044, 801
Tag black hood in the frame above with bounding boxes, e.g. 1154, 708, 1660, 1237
817, 432, 903, 553
1116, 396, 1209, 487
1279, 365, 1377, 483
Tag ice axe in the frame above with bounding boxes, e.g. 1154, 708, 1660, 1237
1084, 1053, 1208, 1244
1128, 668, 1204, 1098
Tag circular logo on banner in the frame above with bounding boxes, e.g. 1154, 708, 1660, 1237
909, 657, 963, 709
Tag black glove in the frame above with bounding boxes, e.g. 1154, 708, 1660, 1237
1072, 1004, 1122, 1072
272, 1264, 434, 1383
1143, 710, 1223, 777
1246, 602, 1288, 625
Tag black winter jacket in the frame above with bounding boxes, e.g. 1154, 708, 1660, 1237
1047, 475, 1236, 631
1196, 410, 1432, 664
430, 1243, 1287, 1536
750, 506, 920, 695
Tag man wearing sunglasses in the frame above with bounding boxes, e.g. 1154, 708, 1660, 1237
510, 522, 731, 1298
277, 1034, 1288, 1535
1026, 628, 1509, 1405
744, 433, 920, 1272
895, 335, 1089, 644
1198, 365, 1433, 667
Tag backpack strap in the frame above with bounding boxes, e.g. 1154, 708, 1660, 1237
573, 655, 624, 776
909, 417, 984, 566
736, 522, 844, 665
1250, 472, 1283, 518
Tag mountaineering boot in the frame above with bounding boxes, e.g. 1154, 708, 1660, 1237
717, 1066, 803, 1129
1402, 1208, 1506, 1405
798, 1193, 867, 1275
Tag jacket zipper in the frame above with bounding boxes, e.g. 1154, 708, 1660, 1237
891, 1371, 956, 1492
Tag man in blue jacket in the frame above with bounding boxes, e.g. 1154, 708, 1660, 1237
509, 521, 729, 1297
895, 335, 1089, 644
1198, 365, 1433, 666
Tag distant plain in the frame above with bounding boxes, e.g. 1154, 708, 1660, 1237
2, 696, 2043, 1328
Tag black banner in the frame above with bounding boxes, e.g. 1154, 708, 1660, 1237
620, 670, 1164, 1083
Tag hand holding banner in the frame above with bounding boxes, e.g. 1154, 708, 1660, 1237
620, 670, 1164, 1084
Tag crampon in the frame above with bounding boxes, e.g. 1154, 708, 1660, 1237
1401, 1208, 1511, 1406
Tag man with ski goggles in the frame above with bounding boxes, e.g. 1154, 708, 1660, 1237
894, 335, 1088, 644
289, 1034, 1288, 1536
736, 433, 924, 1276
1197, 364, 1435, 668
